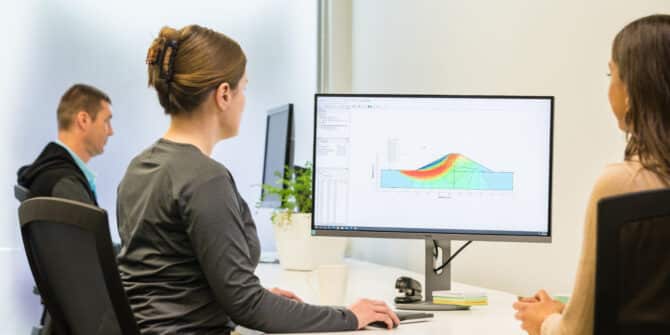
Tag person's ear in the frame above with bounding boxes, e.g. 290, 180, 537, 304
624, 86, 631, 112
74, 111, 91, 131
214, 82, 232, 111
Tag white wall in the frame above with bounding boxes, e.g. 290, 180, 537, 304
0, 1, 317, 333
343, 0, 670, 296
320, 0, 353, 93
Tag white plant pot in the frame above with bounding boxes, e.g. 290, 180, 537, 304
273, 213, 348, 271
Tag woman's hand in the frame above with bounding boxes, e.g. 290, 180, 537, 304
269, 287, 304, 302
348, 299, 400, 330
512, 290, 565, 335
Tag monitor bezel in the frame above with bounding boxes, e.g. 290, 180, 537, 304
260, 103, 294, 208
311, 93, 553, 243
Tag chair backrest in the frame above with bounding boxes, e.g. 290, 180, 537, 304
14, 184, 31, 202
595, 189, 670, 335
18, 197, 140, 335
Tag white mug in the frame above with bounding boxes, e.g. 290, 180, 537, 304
309, 264, 349, 306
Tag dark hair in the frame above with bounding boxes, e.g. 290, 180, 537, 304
57, 84, 111, 130
146, 25, 247, 115
613, 14, 670, 179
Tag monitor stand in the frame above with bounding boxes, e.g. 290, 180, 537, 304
395, 239, 470, 311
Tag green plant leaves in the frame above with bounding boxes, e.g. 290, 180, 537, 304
260, 162, 313, 215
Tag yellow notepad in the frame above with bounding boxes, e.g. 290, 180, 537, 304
432, 297, 488, 306
432, 290, 489, 306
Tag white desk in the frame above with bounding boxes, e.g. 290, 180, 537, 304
242, 259, 524, 335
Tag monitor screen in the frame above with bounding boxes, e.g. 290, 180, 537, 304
260, 104, 294, 208
312, 94, 553, 241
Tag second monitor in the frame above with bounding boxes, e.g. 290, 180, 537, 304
260, 104, 294, 208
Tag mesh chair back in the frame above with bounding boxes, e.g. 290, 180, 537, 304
596, 189, 670, 335
18, 197, 139, 335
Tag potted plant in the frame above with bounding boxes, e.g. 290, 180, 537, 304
262, 163, 347, 271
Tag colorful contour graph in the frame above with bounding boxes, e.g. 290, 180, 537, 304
380, 153, 514, 191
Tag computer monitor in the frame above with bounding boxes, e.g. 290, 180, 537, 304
312, 94, 553, 310
260, 104, 294, 208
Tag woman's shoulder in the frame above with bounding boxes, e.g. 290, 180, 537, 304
138, 139, 233, 190
600, 160, 641, 179
592, 160, 666, 200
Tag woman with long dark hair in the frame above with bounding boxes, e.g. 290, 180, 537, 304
513, 14, 670, 335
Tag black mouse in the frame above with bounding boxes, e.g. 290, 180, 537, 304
368, 321, 398, 329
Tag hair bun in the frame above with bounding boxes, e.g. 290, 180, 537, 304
145, 36, 166, 65
146, 24, 247, 115
146, 26, 180, 65
146, 26, 181, 84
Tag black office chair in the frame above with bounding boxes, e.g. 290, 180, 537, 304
14, 184, 50, 335
595, 189, 670, 335
18, 197, 140, 335
15, 184, 31, 202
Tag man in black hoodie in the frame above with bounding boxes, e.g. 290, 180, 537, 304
16, 83, 113, 335
18, 83, 114, 205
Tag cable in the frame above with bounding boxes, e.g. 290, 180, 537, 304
432, 240, 473, 273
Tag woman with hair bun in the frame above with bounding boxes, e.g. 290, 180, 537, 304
116, 25, 399, 334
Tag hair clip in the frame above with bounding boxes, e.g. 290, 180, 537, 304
159, 40, 179, 83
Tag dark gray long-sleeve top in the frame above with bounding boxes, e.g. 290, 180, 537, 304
116, 139, 358, 335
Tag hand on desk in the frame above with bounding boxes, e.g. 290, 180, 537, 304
348, 299, 400, 330
513, 289, 565, 335
269, 287, 304, 303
